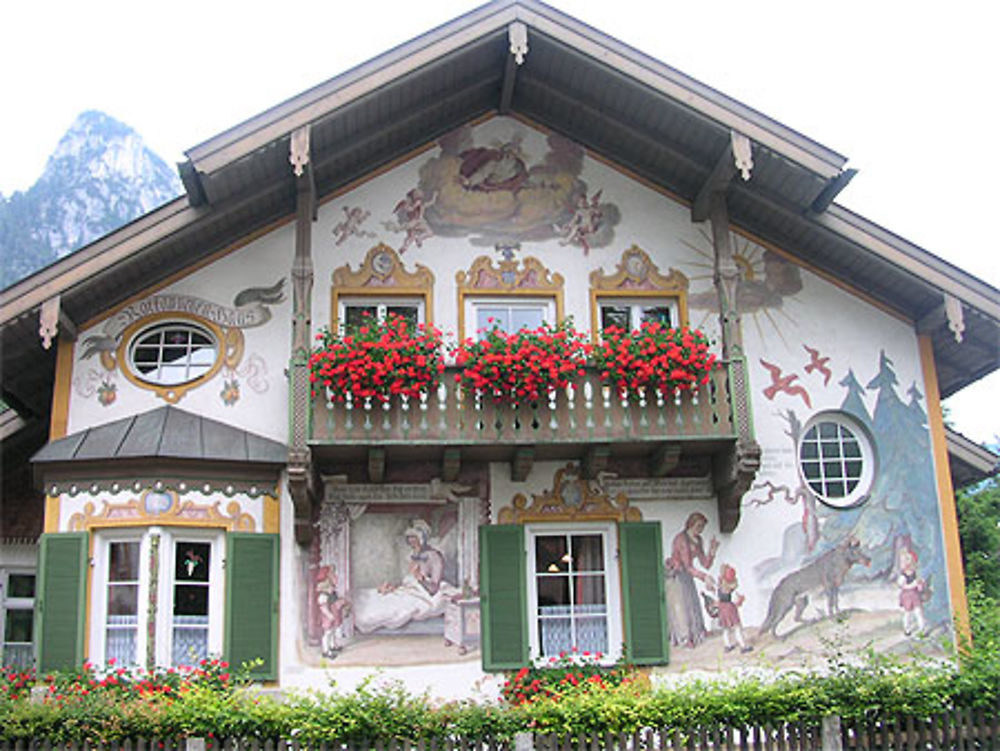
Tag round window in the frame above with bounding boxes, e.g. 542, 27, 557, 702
127, 320, 220, 386
797, 412, 876, 509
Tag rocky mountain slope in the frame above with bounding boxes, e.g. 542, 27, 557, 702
0, 111, 181, 287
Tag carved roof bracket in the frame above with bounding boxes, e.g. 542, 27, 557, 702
712, 438, 761, 534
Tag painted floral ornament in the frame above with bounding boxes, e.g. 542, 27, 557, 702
221, 378, 240, 405
97, 379, 117, 406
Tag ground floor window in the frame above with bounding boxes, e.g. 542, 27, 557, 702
1, 569, 35, 668
92, 528, 224, 668
527, 525, 619, 658
480, 521, 666, 671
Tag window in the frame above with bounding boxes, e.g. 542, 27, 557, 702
469, 298, 555, 339
798, 412, 876, 509
127, 320, 220, 386
91, 529, 224, 667
338, 297, 424, 333
527, 525, 621, 659
598, 298, 678, 333
37, 530, 278, 678
1, 570, 35, 668
479, 521, 667, 670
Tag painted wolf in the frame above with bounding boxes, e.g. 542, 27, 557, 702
758, 536, 871, 638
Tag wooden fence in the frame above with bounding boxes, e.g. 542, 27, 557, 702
3, 709, 999, 751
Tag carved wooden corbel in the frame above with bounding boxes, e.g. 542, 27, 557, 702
712, 438, 761, 533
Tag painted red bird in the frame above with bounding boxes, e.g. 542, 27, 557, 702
759, 359, 812, 408
803, 344, 832, 386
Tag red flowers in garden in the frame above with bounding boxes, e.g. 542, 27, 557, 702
453, 321, 589, 405
591, 321, 716, 398
309, 313, 446, 403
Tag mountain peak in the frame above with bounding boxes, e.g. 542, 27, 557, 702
1, 110, 182, 287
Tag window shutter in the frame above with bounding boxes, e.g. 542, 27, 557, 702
619, 521, 669, 665
36, 532, 88, 672
479, 524, 528, 670
225, 533, 278, 679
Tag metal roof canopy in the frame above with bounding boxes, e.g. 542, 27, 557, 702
2, 0, 998, 432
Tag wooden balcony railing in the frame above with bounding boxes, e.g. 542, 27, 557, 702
309, 362, 741, 446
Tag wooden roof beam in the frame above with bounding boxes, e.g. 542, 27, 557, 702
691, 131, 753, 223
499, 21, 527, 113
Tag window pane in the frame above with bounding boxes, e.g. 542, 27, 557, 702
641, 306, 672, 326
4, 609, 33, 642
539, 617, 572, 656
571, 535, 604, 571
172, 541, 211, 667
109, 541, 140, 581
175, 542, 211, 583
600, 306, 630, 331
535, 536, 568, 574
537, 576, 570, 608
476, 307, 509, 333
510, 307, 544, 332
575, 616, 608, 653
7, 574, 34, 598
575, 574, 606, 606
108, 584, 139, 616
344, 305, 377, 330
386, 305, 419, 327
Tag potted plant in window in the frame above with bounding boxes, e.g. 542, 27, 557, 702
453, 320, 589, 406
308, 312, 446, 404
591, 320, 717, 400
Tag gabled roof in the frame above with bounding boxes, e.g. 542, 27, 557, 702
2, 0, 998, 429
32, 405, 287, 466
945, 427, 999, 488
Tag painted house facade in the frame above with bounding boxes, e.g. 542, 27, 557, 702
2, 1, 998, 698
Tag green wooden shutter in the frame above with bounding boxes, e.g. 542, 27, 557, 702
619, 521, 669, 665
479, 524, 528, 670
225, 533, 279, 679
36, 532, 88, 672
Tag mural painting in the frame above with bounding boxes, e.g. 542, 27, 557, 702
306, 486, 482, 666
384, 125, 621, 251
74, 279, 285, 405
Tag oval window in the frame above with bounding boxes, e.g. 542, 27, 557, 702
127, 321, 220, 386
797, 412, 876, 509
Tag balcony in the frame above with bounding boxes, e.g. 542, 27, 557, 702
311, 359, 745, 450
304, 358, 758, 533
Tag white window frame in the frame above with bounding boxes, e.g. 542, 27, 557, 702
466, 297, 556, 340
337, 296, 425, 334
89, 527, 224, 668
126, 320, 220, 386
0, 568, 36, 668
525, 522, 622, 664
797, 411, 877, 509
597, 297, 680, 334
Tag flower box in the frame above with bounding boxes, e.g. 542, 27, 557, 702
308, 313, 446, 404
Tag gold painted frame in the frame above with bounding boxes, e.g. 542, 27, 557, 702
116, 312, 236, 404
498, 465, 642, 524
330, 243, 435, 330
67, 489, 256, 532
589, 245, 690, 338
456, 255, 565, 338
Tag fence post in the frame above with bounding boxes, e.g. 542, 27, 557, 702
821, 717, 842, 751
187, 740, 206, 751
514, 733, 533, 751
